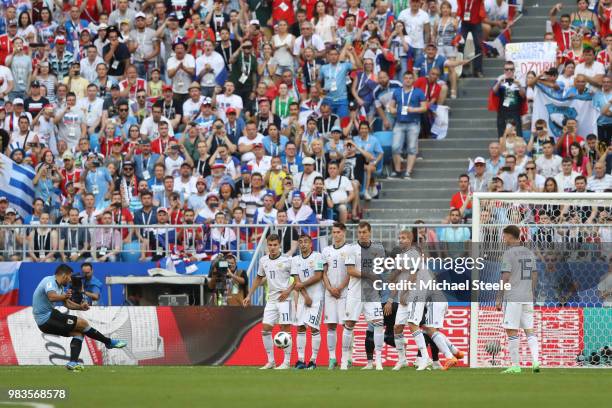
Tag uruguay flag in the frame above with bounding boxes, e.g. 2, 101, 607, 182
0, 262, 20, 306
0, 153, 35, 217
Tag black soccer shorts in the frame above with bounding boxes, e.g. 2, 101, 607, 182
38, 309, 78, 337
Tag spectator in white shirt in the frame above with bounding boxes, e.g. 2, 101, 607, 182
397, 0, 430, 60
324, 161, 354, 224
247, 143, 272, 175
575, 47, 605, 89
80, 45, 104, 83
483, 0, 509, 41
195, 39, 226, 96
293, 156, 322, 194
535, 140, 563, 178
182, 83, 205, 125
173, 162, 198, 200
555, 158, 582, 192
587, 162, 612, 192
214, 81, 243, 122
77, 83, 104, 135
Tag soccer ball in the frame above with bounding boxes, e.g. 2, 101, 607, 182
485, 340, 501, 355
273, 332, 292, 349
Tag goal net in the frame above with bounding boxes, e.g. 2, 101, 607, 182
470, 192, 612, 368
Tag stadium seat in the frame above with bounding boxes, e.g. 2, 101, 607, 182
240, 250, 254, 262
373, 131, 393, 164
121, 241, 141, 262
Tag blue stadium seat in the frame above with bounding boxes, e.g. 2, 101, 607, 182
373, 131, 393, 164
121, 241, 141, 262
240, 250, 254, 262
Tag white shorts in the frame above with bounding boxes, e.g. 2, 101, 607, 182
502, 302, 534, 330
344, 296, 383, 322
424, 301, 448, 328
396, 296, 426, 326
324, 294, 346, 324
262, 300, 293, 326
294, 299, 324, 329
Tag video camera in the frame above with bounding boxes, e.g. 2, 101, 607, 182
70, 274, 84, 304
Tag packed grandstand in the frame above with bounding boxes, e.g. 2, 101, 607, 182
0, 0, 610, 268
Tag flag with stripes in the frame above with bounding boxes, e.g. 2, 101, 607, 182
0, 153, 35, 217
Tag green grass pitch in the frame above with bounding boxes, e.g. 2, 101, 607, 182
0, 366, 610, 408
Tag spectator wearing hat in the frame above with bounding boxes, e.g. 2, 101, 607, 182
182, 82, 205, 124
166, 40, 195, 104
224, 105, 246, 144
59, 151, 82, 195
187, 177, 209, 214
195, 192, 222, 224
0, 18, 18, 66
24, 80, 50, 119
128, 12, 160, 79
205, 159, 236, 193
470, 157, 493, 193
103, 27, 131, 80
286, 190, 318, 235
293, 156, 323, 194
49, 36, 75, 81
195, 39, 226, 97
5, 37, 31, 100
207, 141, 240, 179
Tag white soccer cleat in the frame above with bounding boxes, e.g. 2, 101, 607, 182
412, 356, 423, 368
361, 361, 374, 370
259, 361, 275, 370
274, 362, 290, 370
340, 361, 349, 370
375, 358, 383, 371
416, 359, 433, 371
392, 360, 407, 371
432, 361, 443, 370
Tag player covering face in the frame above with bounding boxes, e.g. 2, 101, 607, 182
244, 235, 294, 369
291, 235, 325, 369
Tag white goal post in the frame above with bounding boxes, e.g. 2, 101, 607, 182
470, 192, 612, 368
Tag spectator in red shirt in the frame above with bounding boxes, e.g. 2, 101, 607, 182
151, 122, 178, 154
457, 0, 485, 77
449, 173, 472, 219
106, 190, 134, 242
60, 151, 82, 196
556, 117, 585, 158
549, 4, 576, 56
414, 67, 447, 106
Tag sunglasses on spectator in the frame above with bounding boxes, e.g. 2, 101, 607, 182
119, 108, 129, 112
504, 68, 515, 71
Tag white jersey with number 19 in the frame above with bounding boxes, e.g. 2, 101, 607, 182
258, 254, 292, 302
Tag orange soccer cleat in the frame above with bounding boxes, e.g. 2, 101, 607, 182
442, 357, 458, 371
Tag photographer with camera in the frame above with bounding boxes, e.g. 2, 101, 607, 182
207, 253, 248, 306
492, 61, 526, 138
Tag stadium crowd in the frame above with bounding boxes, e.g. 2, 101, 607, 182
0, 0, 610, 263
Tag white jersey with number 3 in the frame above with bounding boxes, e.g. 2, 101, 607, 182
258, 254, 292, 302
322, 243, 352, 297
501, 245, 537, 303
291, 251, 325, 301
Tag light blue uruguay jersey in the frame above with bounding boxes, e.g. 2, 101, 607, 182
32, 276, 64, 325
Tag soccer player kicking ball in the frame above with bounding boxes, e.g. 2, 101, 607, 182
496, 225, 540, 374
32, 264, 127, 371
342, 221, 386, 371
244, 234, 294, 369
321, 222, 351, 369
291, 234, 326, 369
